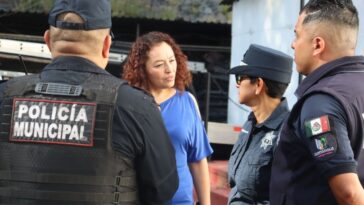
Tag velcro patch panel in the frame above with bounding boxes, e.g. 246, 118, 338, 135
10, 98, 96, 147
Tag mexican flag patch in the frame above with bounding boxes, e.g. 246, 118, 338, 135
305, 115, 331, 137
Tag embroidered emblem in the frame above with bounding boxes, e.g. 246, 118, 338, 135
305, 115, 331, 137
260, 131, 275, 150
315, 137, 327, 150
311, 134, 337, 160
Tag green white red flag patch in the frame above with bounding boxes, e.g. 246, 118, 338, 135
305, 115, 331, 137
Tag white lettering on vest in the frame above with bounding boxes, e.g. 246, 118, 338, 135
34, 122, 43, 138
28, 105, 40, 119
24, 122, 34, 137
75, 107, 88, 122
16, 105, 89, 122
13, 121, 24, 137
58, 107, 69, 121
11, 99, 95, 147
41, 105, 50, 120
51, 106, 57, 120
61, 124, 71, 139
70, 104, 76, 121
17, 104, 28, 118
48, 123, 57, 139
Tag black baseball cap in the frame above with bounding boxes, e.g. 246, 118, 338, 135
229, 44, 293, 84
48, 0, 112, 30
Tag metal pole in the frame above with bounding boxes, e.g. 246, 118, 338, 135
136, 23, 140, 38
204, 72, 211, 131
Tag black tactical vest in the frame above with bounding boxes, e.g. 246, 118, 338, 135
271, 56, 364, 205
0, 74, 139, 205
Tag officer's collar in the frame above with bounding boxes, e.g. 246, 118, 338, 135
295, 55, 364, 98
44, 56, 111, 76
249, 98, 289, 130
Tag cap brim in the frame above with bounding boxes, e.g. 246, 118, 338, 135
229, 65, 245, 74
228, 65, 259, 77
229, 65, 292, 83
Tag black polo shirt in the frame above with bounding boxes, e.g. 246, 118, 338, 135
228, 99, 289, 204
270, 56, 364, 205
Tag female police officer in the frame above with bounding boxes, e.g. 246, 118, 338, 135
228, 44, 292, 205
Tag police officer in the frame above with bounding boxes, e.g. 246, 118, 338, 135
0, 0, 178, 204
270, 0, 364, 204
228, 44, 292, 204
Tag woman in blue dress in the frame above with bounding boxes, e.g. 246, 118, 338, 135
122, 31, 213, 205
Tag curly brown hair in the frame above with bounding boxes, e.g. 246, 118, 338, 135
122, 31, 192, 91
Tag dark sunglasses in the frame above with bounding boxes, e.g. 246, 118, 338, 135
235, 75, 250, 85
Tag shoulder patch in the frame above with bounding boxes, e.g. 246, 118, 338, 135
309, 133, 337, 160
304, 115, 331, 138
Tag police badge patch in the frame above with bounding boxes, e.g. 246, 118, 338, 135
309, 133, 337, 160
10, 98, 96, 147
260, 131, 276, 150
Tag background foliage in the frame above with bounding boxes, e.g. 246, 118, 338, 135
11, 0, 231, 23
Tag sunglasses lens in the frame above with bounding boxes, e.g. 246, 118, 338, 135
235, 75, 243, 85
235, 75, 250, 85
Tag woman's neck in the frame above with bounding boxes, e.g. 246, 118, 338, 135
251, 97, 281, 124
149, 88, 176, 105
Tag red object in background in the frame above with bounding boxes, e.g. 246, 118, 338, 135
194, 160, 230, 205
233, 126, 242, 132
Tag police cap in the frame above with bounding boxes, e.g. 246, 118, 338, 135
48, 0, 112, 30
229, 44, 293, 84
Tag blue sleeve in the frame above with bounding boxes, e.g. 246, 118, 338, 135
296, 93, 357, 178
186, 94, 213, 162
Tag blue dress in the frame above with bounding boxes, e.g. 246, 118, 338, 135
161, 90, 213, 205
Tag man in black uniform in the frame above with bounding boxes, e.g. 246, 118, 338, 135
270, 0, 364, 204
0, 0, 178, 205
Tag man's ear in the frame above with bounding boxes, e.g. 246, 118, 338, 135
102, 34, 112, 59
312, 36, 325, 56
44, 29, 52, 52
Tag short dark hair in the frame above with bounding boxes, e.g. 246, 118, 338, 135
301, 0, 358, 29
250, 78, 288, 98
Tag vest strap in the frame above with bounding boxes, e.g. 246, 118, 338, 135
0, 187, 138, 203
0, 171, 136, 187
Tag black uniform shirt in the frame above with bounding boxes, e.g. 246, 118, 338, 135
293, 93, 357, 178
270, 56, 364, 205
228, 99, 289, 205
0, 56, 178, 205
